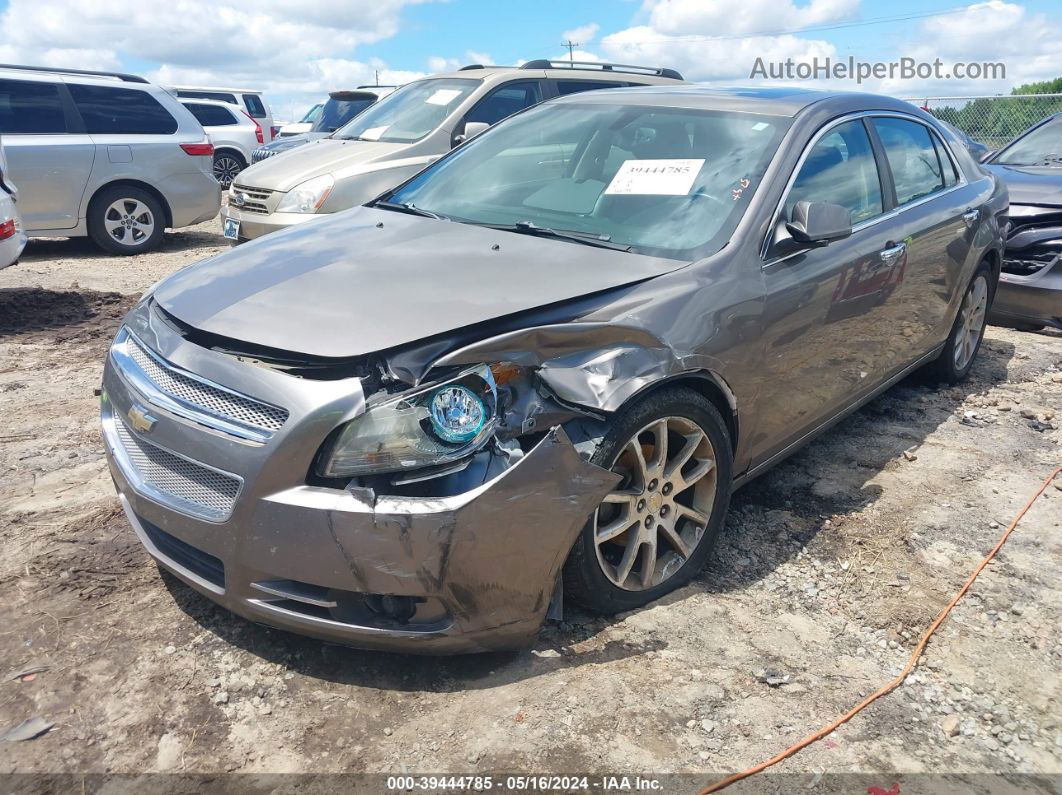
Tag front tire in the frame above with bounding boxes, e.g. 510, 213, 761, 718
87, 185, 165, 255
928, 261, 993, 383
563, 387, 733, 614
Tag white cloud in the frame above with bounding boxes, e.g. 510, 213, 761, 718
426, 50, 495, 74
0, 0, 433, 121
561, 23, 600, 45
643, 0, 858, 36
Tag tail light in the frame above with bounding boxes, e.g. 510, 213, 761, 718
270, 126, 280, 139
0, 218, 17, 240
181, 142, 214, 156
243, 110, 264, 144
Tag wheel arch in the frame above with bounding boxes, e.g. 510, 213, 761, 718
87, 179, 173, 229
213, 146, 247, 166
618, 370, 739, 454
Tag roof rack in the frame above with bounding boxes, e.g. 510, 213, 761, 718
459, 64, 488, 71
520, 59, 683, 81
0, 63, 149, 84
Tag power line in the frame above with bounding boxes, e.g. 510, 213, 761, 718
562, 40, 579, 60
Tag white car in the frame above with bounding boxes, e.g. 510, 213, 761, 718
179, 99, 262, 187
173, 85, 275, 141
0, 136, 27, 268
279, 103, 323, 137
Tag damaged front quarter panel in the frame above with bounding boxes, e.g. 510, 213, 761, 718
257, 426, 619, 652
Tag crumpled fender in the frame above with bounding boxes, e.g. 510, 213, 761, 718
426, 321, 733, 414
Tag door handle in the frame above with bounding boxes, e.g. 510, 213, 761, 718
962, 208, 980, 226
879, 241, 906, 265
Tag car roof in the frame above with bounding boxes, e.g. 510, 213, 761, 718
179, 97, 246, 112
545, 84, 930, 118
424, 65, 679, 85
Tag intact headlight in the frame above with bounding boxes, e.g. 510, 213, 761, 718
319, 365, 498, 478
276, 173, 334, 214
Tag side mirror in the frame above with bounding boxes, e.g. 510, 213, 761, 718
786, 200, 852, 246
453, 121, 490, 146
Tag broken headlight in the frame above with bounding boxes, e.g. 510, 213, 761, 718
319, 365, 498, 477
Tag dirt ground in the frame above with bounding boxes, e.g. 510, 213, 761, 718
0, 218, 1060, 792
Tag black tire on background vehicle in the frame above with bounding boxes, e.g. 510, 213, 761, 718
563, 387, 733, 614
928, 260, 994, 383
88, 185, 166, 256
212, 150, 246, 188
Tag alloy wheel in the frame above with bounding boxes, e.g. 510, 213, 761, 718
103, 199, 155, 247
953, 274, 988, 370
213, 155, 244, 187
594, 416, 718, 591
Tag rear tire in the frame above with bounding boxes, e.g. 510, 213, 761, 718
927, 261, 992, 384
563, 387, 733, 614
212, 151, 246, 188
87, 185, 165, 255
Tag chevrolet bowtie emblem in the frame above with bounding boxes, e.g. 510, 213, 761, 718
127, 404, 157, 434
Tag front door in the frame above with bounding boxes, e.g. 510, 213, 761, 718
750, 117, 903, 468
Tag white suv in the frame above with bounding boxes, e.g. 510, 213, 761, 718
180, 99, 262, 187
174, 86, 275, 142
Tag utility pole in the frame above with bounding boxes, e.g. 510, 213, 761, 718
374, 69, 380, 86
563, 40, 579, 61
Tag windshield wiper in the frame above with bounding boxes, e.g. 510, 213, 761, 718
478, 220, 632, 251
372, 200, 448, 220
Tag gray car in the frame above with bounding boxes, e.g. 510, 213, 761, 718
101, 86, 1006, 653
222, 60, 684, 242
0, 64, 220, 254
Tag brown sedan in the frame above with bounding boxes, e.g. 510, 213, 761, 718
101, 86, 1007, 652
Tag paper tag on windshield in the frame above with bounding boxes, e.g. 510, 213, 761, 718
426, 88, 462, 106
604, 159, 705, 195
360, 126, 389, 141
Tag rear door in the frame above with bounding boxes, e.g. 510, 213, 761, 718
241, 93, 272, 142
867, 115, 978, 366
0, 78, 94, 231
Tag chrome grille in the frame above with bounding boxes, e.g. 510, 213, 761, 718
113, 418, 241, 521
125, 334, 288, 432
231, 184, 273, 214
251, 148, 276, 164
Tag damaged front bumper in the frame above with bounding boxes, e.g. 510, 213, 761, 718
100, 313, 618, 654
989, 210, 1062, 329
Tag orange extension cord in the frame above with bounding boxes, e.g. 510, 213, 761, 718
700, 464, 1062, 794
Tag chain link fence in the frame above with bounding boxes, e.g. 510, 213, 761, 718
901, 94, 1062, 149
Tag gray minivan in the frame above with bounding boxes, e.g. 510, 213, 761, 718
0, 64, 221, 254
223, 60, 683, 241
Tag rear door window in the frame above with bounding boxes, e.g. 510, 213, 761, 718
242, 94, 267, 118
0, 79, 67, 134
872, 117, 946, 206
70, 84, 178, 134
465, 81, 543, 127
785, 119, 884, 224
184, 102, 238, 127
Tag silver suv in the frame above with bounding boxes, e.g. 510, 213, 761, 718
0, 64, 221, 254
222, 60, 683, 241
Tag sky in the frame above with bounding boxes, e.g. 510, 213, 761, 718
1, 0, 1060, 121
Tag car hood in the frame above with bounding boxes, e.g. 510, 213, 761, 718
262, 132, 327, 153
152, 207, 687, 358
235, 138, 410, 192
983, 164, 1062, 206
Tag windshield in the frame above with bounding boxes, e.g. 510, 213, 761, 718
313, 96, 375, 133
386, 103, 788, 260
300, 104, 322, 123
995, 116, 1062, 166
334, 78, 478, 143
